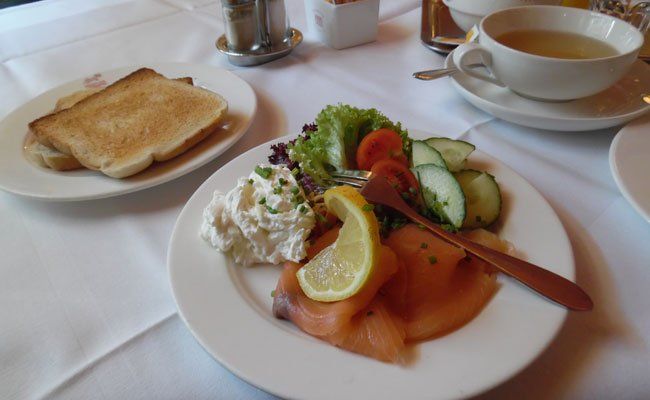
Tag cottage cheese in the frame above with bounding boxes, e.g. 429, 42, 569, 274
200, 164, 315, 266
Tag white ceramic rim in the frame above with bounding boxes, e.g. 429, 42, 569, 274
443, 0, 564, 16
608, 115, 650, 222
167, 131, 574, 400
442, 0, 484, 17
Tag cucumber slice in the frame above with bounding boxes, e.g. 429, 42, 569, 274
413, 164, 466, 229
455, 169, 502, 229
425, 138, 476, 172
411, 140, 447, 169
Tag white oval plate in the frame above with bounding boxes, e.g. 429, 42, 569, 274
168, 130, 574, 399
446, 50, 650, 132
0, 63, 256, 201
609, 113, 650, 222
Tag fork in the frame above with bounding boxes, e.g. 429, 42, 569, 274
329, 171, 593, 311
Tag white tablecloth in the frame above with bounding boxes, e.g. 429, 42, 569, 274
1, 1, 649, 399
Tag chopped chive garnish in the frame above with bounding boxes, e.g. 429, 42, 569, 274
299, 205, 307, 213
273, 186, 283, 195
258, 197, 266, 205
247, 178, 254, 184
362, 204, 374, 212
294, 195, 305, 204
279, 178, 288, 186
291, 167, 300, 176
290, 187, 300, 195
316, 213, 327, 223
266, 206, 279, 214
420, 242, 428, 249
271, 290, 276, 298
428, 255, 438, 265
255, 166, 272, 179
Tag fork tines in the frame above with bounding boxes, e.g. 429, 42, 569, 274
330, 170, 371, 180
328, 170, 371, 188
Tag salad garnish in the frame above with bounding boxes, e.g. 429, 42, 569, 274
284, 104, 409, 187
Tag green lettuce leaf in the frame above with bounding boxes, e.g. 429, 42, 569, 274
289, 104, 409, 186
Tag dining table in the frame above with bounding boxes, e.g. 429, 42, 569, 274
1, 0, 649, 399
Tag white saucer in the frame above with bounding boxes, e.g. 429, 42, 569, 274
609, 113, 650, 222
445, 50, 650, 132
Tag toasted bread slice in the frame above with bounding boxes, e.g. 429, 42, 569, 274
27, 77, 196, 172
24, 134, 84, 170
54, 88, 103, 113
28, 69, 224, 178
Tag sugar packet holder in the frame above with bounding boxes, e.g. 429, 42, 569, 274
304, 0, 380, 49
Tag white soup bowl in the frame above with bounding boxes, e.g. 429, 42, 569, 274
452, 6, 644, 101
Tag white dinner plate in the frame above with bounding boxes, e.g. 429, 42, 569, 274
0, 63, 256, 201
168, 130, 574, 400
445, 50, 650, 132
609, 113, 650, 222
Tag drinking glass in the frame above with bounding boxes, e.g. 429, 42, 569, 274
589, 0, 650, 32
589, 0, 650, 58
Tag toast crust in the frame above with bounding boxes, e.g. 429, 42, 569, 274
24, 134, 83, 170
54, 88, 102, 113
29, 69, 226, 178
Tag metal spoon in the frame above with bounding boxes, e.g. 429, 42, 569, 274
413, 63, 483, 81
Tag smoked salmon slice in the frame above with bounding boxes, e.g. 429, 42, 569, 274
273, 246, 406, 362
273, 224, 501, 362
326, 296, 406, 363
404, 257, 497, 341
384, 224, 467, 311
379, 256, 408, 316
384, 224, 497, 341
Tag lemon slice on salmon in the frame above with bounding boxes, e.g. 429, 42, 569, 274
297, 185, 380, 302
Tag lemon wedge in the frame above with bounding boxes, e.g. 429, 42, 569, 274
296, 185, 380, 302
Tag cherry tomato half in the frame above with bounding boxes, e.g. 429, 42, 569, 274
356, 128, 407, 171
370, 158, 419, 199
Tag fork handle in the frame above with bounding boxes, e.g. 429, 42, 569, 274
405, 209, 593, 311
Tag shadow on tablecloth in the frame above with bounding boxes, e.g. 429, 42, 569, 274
474, 210, 643, 399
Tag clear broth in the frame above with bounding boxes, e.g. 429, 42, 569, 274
495, 30, 619, 59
